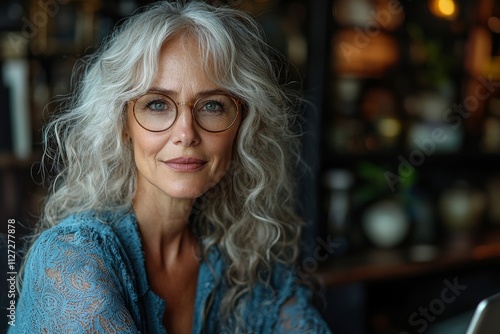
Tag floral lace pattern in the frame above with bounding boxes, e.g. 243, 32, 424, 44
9, 211, 332, 333
11, 224, 142, 333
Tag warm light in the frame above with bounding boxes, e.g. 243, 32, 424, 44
488, 17, 500, 33
429, 0, 457, 19
333, 30, 399, 77
438, 0, 455, 16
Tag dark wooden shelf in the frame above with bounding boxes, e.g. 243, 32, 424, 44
321, 152, 500, 171
315, 231, 500, 286
0, 152, 41, 170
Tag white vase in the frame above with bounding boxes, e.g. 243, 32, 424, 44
362, 199, 410, 248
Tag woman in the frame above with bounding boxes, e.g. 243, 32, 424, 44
11, 1, 332, 333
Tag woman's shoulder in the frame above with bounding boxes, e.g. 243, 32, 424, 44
31, 210, 132, 263
41, 209, 129, 238
14, 210, 145, 333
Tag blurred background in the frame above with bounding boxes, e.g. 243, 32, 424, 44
2, 0, 500, 333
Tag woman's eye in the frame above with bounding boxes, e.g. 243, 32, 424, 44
202, 101, 224, 113
147, 101, 168, 111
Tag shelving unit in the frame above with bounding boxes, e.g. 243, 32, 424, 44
313, 0, 500, 333
0, 0, 104, 239
319, 0, 500, 254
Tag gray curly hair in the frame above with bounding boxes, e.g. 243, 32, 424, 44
38, 0, 305, 329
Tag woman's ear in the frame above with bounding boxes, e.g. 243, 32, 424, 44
122, 104, 132, 143
122, 127, 132, 143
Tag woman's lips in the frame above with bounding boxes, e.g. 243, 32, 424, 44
164, 157, 207, 171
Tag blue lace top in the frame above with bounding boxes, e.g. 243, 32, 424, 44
9, 210, 332, 333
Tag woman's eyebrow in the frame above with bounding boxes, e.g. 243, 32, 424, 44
147, 87, 229, 98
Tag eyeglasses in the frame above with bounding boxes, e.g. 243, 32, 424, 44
131, 91, 241, 133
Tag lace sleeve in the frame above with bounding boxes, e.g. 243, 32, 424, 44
11, 226, 140, 333
275, 286, 332, 334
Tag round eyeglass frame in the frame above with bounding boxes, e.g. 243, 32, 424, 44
130, 90, 242, 133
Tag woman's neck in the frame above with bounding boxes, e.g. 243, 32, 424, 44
132, 185, 197, 269
133, 189, 201, 334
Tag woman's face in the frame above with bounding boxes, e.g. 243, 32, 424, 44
127, 35, 241, 201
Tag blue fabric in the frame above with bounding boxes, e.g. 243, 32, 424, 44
9, 211, 332, 333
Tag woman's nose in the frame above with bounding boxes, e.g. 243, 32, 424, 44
169, 106, 200, 146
